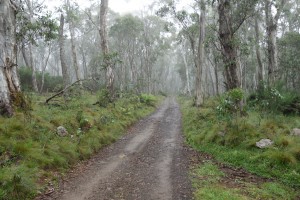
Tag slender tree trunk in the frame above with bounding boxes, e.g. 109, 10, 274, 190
265, 0, 286, 86
100, 0, 114, 96
81, 48, 88, 79
25, 0, 38, 92
254, 17, 264, 90
194, 0, 206, 106
213, 55, 220, 95
218, 0, 240, 90
69, 20, 81, 85
21, 41, 30, 67
29, 44, 39, 92
0, 0, 21, 117
180, 44, 191, 96
40, 45, 51, 93
58, 14, 70, 89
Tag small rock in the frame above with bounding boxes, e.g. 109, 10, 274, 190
218, 131, 226, 137
256, 139, 273, 149
291, 128, 300, 136
57, 126, 68, 137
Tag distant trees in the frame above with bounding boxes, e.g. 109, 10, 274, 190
2, 0, 300, 116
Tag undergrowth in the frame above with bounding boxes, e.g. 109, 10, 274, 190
0, 92, 160, 200
180, 96, 300, 196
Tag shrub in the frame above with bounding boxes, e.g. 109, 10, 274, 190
216, 88, 244, 117
96, 89, 111, 107
139, 94, 156, 106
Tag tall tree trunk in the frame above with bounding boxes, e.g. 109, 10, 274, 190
29, 44, 38, 92
180, 43, 191, 96
218, 0, 240, 90
0, 0, 21, 117
265, 0, 286, 86
58, 14, 70, 89
21, 41, 30, 67
254, 17, 264, 90
69, 20, 81, 85
25, 0, 38, 92
39, 45, 51, 93
100, 0, 114, 95
66, 0, 82, 85
193, 0, 206, 106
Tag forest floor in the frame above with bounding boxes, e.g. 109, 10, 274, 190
36, 97, 296, 200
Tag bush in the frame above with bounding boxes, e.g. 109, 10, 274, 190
248, 87, 300, 115
97, 89, 111, 107
216, 88, 244, 117
139, 94, 156, 106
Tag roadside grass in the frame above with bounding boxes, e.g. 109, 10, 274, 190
0, 92, 160, 200
191, 161, 297, 200
180, 97, 300, 198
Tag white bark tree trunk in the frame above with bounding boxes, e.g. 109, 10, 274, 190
0, 0, 21, 116
100, 0, 114, 96
265, 0, 286, 86
195, 0, 206, 107
180, 43, 191, 96
254, 17, 264, 90
59, 14, 70, 89
25, 0, 38, 92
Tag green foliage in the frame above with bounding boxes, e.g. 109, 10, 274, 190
18, 67, 63, 92
139, 94, 157, 106
110, 14, 144, 39
216, 88, 244, 117
0, 93, 159, 199
248, 86, 300, 115
96, 89, 111, 107
17, 12, 59, 44
278, 32, 300, 91
180, 97, 300, 190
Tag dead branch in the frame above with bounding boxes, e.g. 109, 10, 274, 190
45, 79, 90, 104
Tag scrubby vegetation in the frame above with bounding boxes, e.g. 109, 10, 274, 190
0, 92, 160, 199
180, 88, 300, 197
18, 67, 63, 93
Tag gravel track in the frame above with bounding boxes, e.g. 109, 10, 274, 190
40, 98, 193, 200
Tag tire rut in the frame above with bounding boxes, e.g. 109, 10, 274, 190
39, 98, 192, 200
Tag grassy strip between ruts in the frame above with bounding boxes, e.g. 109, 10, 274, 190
0, 93, 161, 200
179, 97, 300, 199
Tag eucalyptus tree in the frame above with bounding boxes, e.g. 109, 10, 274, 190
65, 0, 82, 85
157, 0, 207, 106
100, 0, 115, 97
264, 0, 287, 86
254, 8, 264, 90
58, 13, 70, 89
0, 0, 21, 116
278, 32, 300, 91
110, 14, 144, 93
139, 15, 171, 94
22, 0, 38, 92
216, 0, 258, 90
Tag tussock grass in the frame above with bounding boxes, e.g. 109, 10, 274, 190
0, 92, 160, 199
180, 97, 300, 194
191, 159, 297, 200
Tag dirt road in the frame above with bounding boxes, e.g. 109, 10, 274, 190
42, 98, 192, 200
